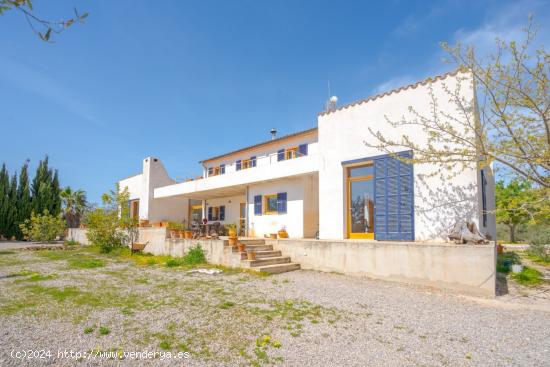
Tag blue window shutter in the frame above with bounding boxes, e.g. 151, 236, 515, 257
374, 152, 414, 241
208, 207, 212, 221
251, 156, 257, 167
220, 164, 225, 174
254, 195, 262, 215
277, 192, 287, 214
277, 149, 285, 161
208, 167, 213, 176
219, 205, 225, 221
298, 144, 308, 157
481, 170, 487, 227
236, 160, 241, 171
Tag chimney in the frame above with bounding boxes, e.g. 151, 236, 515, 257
270, 128, 277, 140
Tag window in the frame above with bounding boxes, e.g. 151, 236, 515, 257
207, 165, 225, 177
207, 205, 225, 221
259, 192, 287, 215
285, 147, 298, 160
264, 194, 278, 214
481, 170, 487, 227
239, 156, 257, 170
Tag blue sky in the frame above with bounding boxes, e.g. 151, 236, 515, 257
0, 0, 548, 203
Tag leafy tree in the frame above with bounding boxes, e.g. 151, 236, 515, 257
495, 180, 536, 242
19, 209, 66, 242
366, 17, 549, 189
15, 161, 31, 240
60, 186, 87, 228
84, 184, 135, 253
0, 0, 88, 42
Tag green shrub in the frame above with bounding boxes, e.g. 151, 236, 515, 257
496, 252, 521, 273
99, 326, 110, 335
19, 210, 66, 243
511, 267, 543, 286
65, 240, 80, 246
527, 225, 550, 263
164, 245, 206, 267
183, 244, 206, 265
84, 208, 126, 253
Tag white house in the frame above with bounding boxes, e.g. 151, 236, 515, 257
118, 70, 496, 242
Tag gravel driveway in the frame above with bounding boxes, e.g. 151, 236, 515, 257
0, 246, 549, 366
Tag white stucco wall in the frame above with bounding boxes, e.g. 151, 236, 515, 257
119, 174, 142, 201
318, 72, 489, 241
247, 175, 318, 238
204, 195, 246, 225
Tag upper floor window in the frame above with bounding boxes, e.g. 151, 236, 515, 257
207, 164, 225, 177
277, 144, 308, 162
236, 156, 256, 171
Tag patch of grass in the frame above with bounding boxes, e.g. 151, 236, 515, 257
511, 266, 543, 286
525, 253, 550, 267
0, 250, 15, 255
84, 326, 95, 334
68, 258, 105, 269
65, 240, 81, 246
218, 300, 235, 309
165, 245, 207, 268
99, 326, 110, 335
14, 272, 57, 283
159, 340, 171, 350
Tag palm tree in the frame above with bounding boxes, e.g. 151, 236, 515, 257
60, 186, 87, 228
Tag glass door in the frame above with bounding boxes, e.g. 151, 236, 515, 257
347, 163, 374, 239
239, 203, 246, 236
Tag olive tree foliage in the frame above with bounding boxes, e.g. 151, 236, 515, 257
19, 210, 66, 243
366, 17, 549, 194
0, 0, 88, 41
84, 185, 137, 253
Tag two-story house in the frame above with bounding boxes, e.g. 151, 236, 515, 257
118, 70, 497, 242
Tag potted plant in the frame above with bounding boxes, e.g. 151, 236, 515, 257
277, 226, 288, 239
237, 242, 246, 252
167, 222, 183, 239
247, 250, 256, 260
226, 223, 238, 247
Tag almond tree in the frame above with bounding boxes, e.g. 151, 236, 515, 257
366, 17, 549, 198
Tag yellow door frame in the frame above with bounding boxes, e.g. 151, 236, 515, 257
345, 163, 375, 239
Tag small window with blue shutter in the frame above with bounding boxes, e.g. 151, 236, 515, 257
220, 164, 225, 174
298, 144, 308, 157
236, 160, 241, 171
250, 156, 257, 167
208, 207, 213, 221
254, 195, 262, 215
207, 167, 213, 176
277, 149, 285, 161
219, 205, 225, 221
277, 192, 287, 214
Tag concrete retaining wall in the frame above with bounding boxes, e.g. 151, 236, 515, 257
67, 228, 90, 245
267, 239, 496, 297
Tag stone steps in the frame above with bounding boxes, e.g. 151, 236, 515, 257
239, 250, 282, 260
242, 256, 291, 267
256, 262, 301, 274
235, 239, 300, 274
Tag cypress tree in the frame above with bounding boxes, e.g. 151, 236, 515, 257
31, 156, 52, 215
5, 173, 18, 239
50, 169, 61, 216
16, 161, 31, 240
0, 164, 8, 238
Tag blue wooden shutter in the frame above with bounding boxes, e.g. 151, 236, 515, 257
481, 170, 487, 227
220, 164, 225, 174
236, 160, 241, 171
251, 156, 257, 167
207, 207, 213, 221
219, 205, 225, 221
277, 149, 285, 161
277, 192, 287, 214
298, 144, 308, 157
374, 152, 414, 241
254, 195, 262, 215
208, 167, 213, 176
